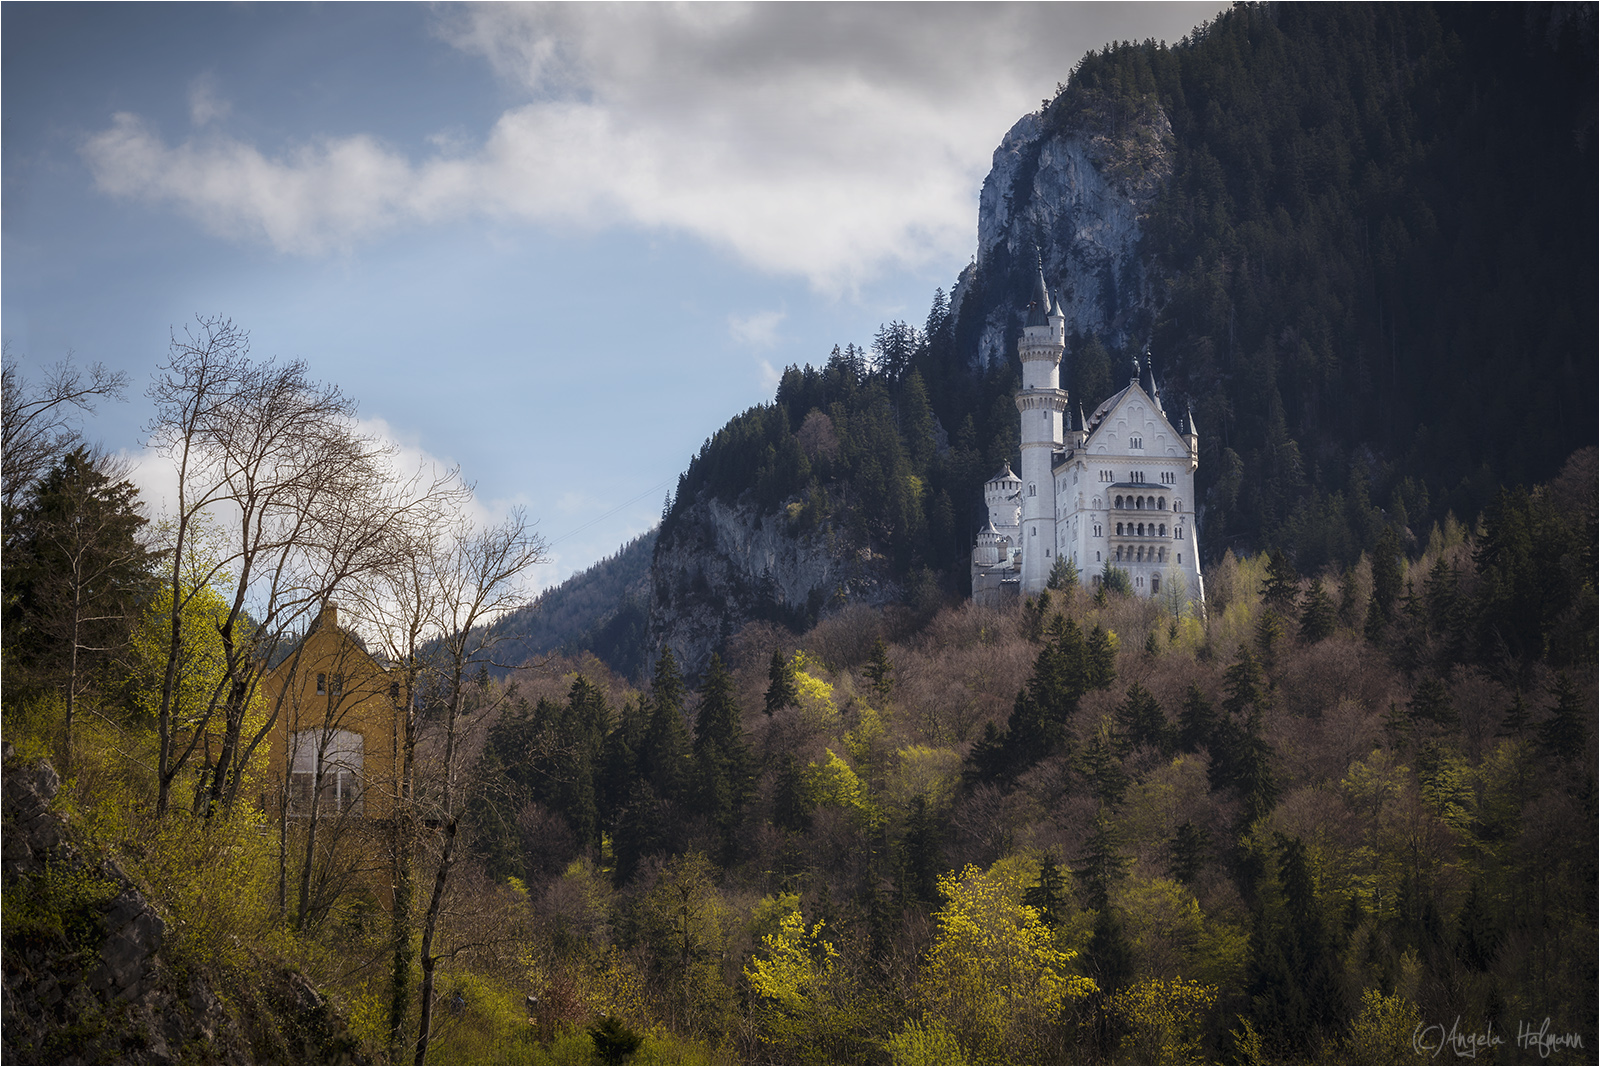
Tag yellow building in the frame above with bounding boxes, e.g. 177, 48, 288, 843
260, 603, 405, 822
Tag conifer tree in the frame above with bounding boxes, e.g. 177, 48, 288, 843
1022, 859, 1070, 928
1298, 578, 1336, 643
1169, 821, 1210, 884
693, 653, 749, 842
1115, 682, 1169, 755
1046, 553, 1079, 592
1177, 684, 1219, 753
864, 638, 895, 704
764, 648, 798, 717
1085, 624, 1118, 690
771, 754, 813, 834
642, 649, 692, 804
1262, 548, 1300, 611
1246, 835, 1345, 1054
1538, 672, 1585, 760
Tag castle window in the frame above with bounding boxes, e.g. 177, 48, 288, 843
1029, 483, 1036, 497
1177, 526, 1185, 539
1152, 576, 1160, 594
1131, 436, 1143, 449
389, 681, 400, 704
1114, 495, 1123, 508
329, 673, 343, 696
1177, 553, 1182, 564
316, 673, 326, 694
1096, 552, 1102, 562
1115, 547, 1123, 561
1116, 523, 1123, 536
1159, 497, 1167, 510
1160, 524, 1166, 537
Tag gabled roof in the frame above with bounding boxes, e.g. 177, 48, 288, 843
1082, 380, 1184, 448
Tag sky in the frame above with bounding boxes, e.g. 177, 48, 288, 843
3, 1, 1224, 593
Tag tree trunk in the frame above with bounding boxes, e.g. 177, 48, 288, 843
413, 816, 457, 1066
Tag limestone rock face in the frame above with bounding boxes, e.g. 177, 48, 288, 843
954, 97, 1174, 370
1, 746, 354, 1065
647, 493, 900, 678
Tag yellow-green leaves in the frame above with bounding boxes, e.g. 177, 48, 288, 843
921, 862, 1095, 1059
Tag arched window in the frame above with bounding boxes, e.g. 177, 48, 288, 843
1029, 483, 1036, 497
1159, 497, 1167, 510
1152, 576, 1160, 594
1116, 522, 1123, 535
1114, 495, 1123, 508
1159, 524, 1166, 537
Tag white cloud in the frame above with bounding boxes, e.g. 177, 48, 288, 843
83, 4, 1222, 289
117, 415, 497, 536
187, 72, 231, 126
727, 308, 786, 350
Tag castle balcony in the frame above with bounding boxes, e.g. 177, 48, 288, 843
1111, 521, 1172, 539
1110, 494, 1171, 513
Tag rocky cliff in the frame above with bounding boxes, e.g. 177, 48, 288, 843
1, 746, 355, 1065
647, 494, 900, 679
953, 90, 1173, 370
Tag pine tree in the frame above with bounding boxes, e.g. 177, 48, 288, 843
1169, 821, 1211, 884
771, 755, 813, 834
1085, 624, 1118, 690
1298, 578, 1336, 643
1077, 720, 1131, 809
693, 653, 749, 842
864, 638, 895, 704
1246, 835, 1345, 1054
1047, 553, 1079, 592
1538, 672, 1585, 760
641, 649, 692, 804
764, 648, 798, 717
1022, 859, 1070, 928
1263, 548, 1300, 611
1370, 525, 1404, 623
1178, 684, 1219, 753
1115, 682, 1169, 755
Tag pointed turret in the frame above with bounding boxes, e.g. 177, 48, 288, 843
1182, 404, 1199, 472
1025, 256, 1051, 327
1141, 349, 1161, 409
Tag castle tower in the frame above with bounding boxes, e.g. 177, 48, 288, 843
1015, 263, 1068, 594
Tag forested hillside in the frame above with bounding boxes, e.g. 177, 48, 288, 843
485, 532, 656, 681
661, 3, 1596, 611
459, 447, 1595, 1063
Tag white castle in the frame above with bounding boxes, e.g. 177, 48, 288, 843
972, 268, 1204, 610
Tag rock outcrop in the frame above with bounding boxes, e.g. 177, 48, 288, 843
953, 93, 1174, 369
647, 494, 900, 679
1, 745, 355, 1065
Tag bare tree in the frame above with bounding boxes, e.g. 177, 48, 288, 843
144, 316, 461, 818
1, 352, 128, 520
411, 511, 547, 1065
